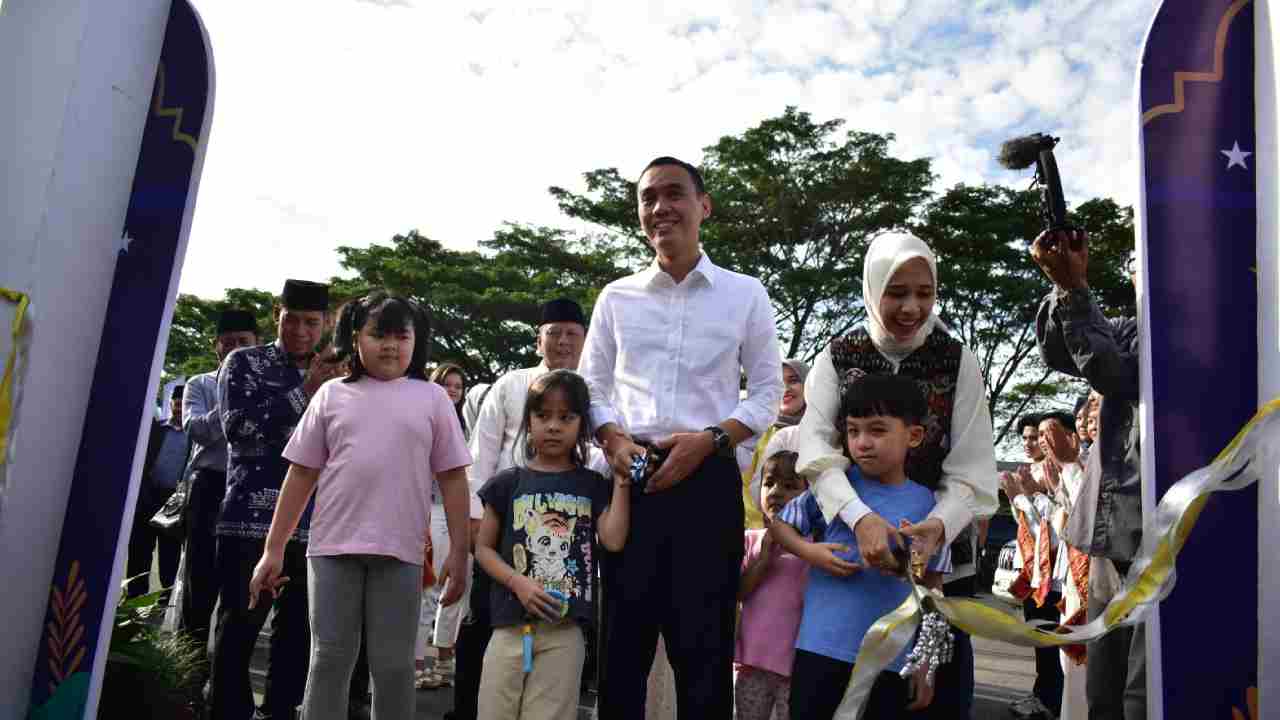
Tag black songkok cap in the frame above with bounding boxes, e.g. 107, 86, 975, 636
216, 309, 258, 335
171, 384, 185, 400
281, 279, 329, 311
539, 297, 586, 327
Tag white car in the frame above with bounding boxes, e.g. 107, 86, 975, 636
990, 539, 1024, 606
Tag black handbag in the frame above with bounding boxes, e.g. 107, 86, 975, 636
149, 469, 193, 539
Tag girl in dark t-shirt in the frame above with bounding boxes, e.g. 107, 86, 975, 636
475, 370, 631, 720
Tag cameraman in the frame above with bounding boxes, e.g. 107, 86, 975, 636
1031, 228, 1145, 720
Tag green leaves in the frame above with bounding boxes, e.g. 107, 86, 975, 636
332, 228, 628, 384
164, 290, 275, 383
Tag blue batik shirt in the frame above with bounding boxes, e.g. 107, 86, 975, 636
779, 466, 950, 670
217, 341, 313, 541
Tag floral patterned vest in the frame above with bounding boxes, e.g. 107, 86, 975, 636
829, 326, 974, 566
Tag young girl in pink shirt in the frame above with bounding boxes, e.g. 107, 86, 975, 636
249, 291, 473, 720
735, 450, 810, 720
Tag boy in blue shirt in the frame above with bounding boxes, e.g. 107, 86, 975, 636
772, 374, 951, 719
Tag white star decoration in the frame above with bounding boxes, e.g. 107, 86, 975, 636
1221, 141, 1252, 170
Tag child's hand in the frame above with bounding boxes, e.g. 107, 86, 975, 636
749, 532, 778, 573
759, 529, 777, 556
906, 664, 935, 711
510, 574, 564, 622
801, 542, 861, 577
248, 551, 288, 609
852, 512, 906, 573
899, 518, 946, 571
437, 546, 470, 607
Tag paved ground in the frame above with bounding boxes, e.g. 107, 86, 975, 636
250, 594, 1035, 719
158, 554, 1032, 719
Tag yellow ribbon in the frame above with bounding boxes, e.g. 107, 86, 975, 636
835, 396, 1280, 718
0, 288, 30, 464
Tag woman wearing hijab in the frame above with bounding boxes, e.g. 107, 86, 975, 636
418, 362, 469, 689
741, 358, 810, 530
796, 232, 999, 717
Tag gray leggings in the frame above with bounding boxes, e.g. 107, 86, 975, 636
302, 555, 422, 720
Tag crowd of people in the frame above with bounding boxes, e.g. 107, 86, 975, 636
126, 156, 1147, 720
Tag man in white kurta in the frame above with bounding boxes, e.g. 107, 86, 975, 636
467, 298, 589, 513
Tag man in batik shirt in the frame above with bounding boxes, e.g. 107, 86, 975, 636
209, 279, 342, 720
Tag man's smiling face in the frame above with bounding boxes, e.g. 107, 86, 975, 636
636, 163, 710, 260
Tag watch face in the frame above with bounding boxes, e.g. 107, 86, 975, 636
708, 427, 728, 451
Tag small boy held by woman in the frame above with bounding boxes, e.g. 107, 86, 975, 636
249, 291, 474, 720
474, 369, 630, 720
772, 373, 951, 720
735, 450, 810, 720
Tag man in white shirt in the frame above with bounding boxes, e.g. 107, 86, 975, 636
467, 297, 587, 503
1005, 410, 1089, 720
579, 156, 782, 719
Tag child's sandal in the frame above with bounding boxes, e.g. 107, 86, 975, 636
416, 670, 450, 690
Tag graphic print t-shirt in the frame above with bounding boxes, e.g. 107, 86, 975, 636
479, 466, 612, 628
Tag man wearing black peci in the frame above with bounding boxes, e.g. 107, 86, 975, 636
210, 279, 344, 720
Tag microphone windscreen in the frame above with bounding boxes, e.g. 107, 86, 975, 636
998, 134, 1053, 170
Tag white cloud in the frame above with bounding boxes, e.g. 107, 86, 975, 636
179, 0, 1161, 298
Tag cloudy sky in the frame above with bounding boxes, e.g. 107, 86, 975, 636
179, 0, 1160, 298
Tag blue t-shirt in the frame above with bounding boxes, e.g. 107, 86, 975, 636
779, 467, 949, 669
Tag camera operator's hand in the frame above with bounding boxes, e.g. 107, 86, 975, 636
1031, 228, 1089, 291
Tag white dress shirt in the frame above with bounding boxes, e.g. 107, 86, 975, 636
464, 361, 611, 519
579, 252, 782, 442
796, 342, 999, 546
466, 362, 549, 518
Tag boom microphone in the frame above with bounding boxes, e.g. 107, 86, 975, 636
998, 133, 1074, 242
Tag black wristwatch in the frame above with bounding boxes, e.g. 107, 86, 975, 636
704, 426, 731, 456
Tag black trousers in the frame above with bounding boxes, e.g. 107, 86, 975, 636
180, 468, 226, 651
209, 536, 310, 720
934, 578, 976, 720
790, 650, 918, 720
598, 455, 743, 720
1025, 592, 1064, 714
448, 563, 493, 720
126, 487, 181, 599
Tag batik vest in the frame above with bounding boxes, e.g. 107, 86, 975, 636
829, 326, 973, 566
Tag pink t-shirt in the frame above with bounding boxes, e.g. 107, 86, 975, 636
283, 376, 472, 565
735, 528, 808, 677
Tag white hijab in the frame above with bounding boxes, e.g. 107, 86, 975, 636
863, 232, 945, 356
